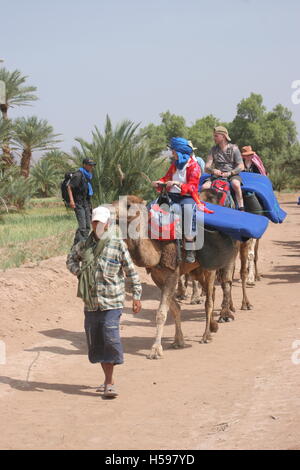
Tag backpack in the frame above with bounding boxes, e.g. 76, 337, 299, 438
61, 171, 74, 207
211, 178, 231, 206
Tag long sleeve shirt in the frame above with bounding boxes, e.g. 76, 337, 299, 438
66, 235, 142, 311
158, 156, 201, 196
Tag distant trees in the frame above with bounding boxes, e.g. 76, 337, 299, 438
13, 116, 61, 178
0, 64, 299, 213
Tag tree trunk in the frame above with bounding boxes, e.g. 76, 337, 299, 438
0, 103, 8, 119
20, 148, 32, 178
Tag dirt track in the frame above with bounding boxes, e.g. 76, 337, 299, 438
0, 193, 299, 450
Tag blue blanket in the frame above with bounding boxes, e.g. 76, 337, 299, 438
197, 203, 269, 241
199, 172, 287, 224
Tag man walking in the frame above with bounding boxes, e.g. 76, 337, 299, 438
67, 158, 96, 245
203, 126, 245, 210
66, 206, 142, 398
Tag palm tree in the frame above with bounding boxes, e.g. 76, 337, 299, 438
0, 117, 14, 165
71, 116, 166, 205
0, 68, 38, 164
42, 149, 72, 173
29, 158, 61, 197
13, 116, 61, 178
0, 68, 37, 120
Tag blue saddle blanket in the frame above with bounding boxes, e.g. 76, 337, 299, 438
198, 203, 269, 241
199, 172, 286, 224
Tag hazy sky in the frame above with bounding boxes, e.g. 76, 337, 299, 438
1, 0, 300, 152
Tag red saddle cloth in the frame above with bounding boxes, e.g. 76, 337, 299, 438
148, 204, 180, 240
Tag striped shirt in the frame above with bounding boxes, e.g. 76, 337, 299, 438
66, 234, 142, 311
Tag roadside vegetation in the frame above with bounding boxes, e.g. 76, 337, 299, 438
0, 65, 299, 269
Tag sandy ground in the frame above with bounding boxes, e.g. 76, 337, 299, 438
0, 193, 299, 450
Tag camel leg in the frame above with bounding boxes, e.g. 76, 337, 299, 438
218, 241, 238, 322
246, 238, 256, 286
190, 280, 202, 305
240, 240, 253, 310
254, 239, 261, 281
177, 274, 188, 301
148, 268, 180, 359
201, 270, 218, 343
169, 297, 185, 349
218, 268, 235, 323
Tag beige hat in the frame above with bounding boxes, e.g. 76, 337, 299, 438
214, 126, 231, 142
92, 206, 110, 223
188, 140, 197, 151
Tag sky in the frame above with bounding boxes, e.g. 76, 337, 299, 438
1, 0, 300, 152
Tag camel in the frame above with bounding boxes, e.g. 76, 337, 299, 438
112, 191, 238, 359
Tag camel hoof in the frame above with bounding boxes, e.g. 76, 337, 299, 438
246, 281, 255, 287
147, 345, 163, 360
218, 317, 226, 323
225, 316, 234, 322
171, 342, 185, 350
200, 336, 212, 344
241, 304, 253, 311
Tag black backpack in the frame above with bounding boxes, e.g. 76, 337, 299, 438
61, 171, 74, 207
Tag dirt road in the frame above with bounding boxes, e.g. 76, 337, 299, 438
0, 193, 299, 450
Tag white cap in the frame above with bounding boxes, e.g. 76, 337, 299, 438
92, 206, 110, 223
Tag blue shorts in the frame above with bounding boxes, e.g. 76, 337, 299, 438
84, 308, 123, 365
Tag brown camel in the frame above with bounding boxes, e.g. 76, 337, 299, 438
112, 192, 237, 359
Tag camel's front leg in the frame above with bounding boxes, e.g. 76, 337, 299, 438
201, 270, 217, 343
169, 297, 185, 349
254, 239, 261, 281
246, 238, 256, 286
240, 240, 254, 310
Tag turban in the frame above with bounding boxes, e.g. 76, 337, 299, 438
169, 137, 192, 170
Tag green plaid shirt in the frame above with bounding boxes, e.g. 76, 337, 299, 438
66, 234, 142, 311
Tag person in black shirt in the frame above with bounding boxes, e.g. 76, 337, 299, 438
67, 158, 96, 245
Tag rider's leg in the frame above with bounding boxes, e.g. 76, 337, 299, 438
231, 178, 244, 210
182, 200, 198, 264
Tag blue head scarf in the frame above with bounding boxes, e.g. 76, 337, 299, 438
169, 137, 193, 170
79, 167, 94, 196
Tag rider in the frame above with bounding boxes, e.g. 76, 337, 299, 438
241, 146, 267, 175
152, 137, 201, 264
203, 126, 245, 210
